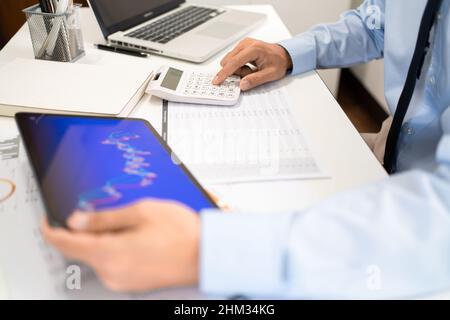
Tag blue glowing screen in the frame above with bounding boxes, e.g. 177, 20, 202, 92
16, 114, 216, 223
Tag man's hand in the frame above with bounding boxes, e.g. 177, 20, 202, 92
42, 200, 200, 292
213, 38, 293, 91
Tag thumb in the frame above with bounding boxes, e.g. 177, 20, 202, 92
68, 208, 144, 233
240, 68, 276, 91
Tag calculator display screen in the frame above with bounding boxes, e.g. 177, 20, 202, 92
161, 68, 183, 91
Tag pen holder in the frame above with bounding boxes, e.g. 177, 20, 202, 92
23, 4, 85, 63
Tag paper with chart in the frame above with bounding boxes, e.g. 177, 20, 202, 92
0, 131, 208, 299
0, 134, 69, 299
0, 134, 102, 299
166, 83, 326, 184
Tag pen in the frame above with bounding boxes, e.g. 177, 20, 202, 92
38, 0, 70, 59
39, 0, 52, 34
39, 0, 50, 13
46, 0, 55, 13
39, 0, 56, 13
95, 44, 149, 58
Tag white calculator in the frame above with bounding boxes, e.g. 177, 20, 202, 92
146, 66, 241, 106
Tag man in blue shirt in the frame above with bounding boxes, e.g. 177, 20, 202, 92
43, 0, 450, 298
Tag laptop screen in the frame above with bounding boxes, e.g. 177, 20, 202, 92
89, 0, 185, 38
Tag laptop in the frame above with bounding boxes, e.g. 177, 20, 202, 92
88, 0, 266, 63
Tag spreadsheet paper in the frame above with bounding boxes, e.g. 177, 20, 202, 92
166, 83, 327, 184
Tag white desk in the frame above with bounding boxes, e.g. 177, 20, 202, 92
0, 5, 391, 298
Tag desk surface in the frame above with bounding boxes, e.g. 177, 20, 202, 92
0, 5, 387, 213
0, 5, 394, 299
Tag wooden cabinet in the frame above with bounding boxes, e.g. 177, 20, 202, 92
0, 0, 88, 49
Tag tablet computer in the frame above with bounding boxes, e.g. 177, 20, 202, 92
15, 113, 217, 227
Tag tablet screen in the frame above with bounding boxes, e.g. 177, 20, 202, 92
16, 114, 216, 226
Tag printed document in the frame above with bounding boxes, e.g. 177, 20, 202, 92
165, 83, 326, 184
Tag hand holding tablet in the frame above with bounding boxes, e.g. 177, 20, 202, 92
15, 113, 217, 227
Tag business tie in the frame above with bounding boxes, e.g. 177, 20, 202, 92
383, 0, 442, 173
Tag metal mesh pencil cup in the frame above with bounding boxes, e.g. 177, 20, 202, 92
23, 4, 85, 62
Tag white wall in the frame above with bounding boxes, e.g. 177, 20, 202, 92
188, 0, 352, 96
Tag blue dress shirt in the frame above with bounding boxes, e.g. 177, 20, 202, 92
200, 0, 450, 299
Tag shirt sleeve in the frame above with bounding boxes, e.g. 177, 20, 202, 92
199, 106, 450, 299
278, 0, 385, 75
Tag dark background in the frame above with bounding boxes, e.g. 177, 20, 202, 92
0, 0, 89, 49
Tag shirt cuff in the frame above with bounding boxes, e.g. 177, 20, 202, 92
199, 210, 293, 298
278, 33, 317, 76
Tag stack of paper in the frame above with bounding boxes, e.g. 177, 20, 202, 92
0, 58, 154, 117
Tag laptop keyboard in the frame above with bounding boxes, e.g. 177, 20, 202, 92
125, 6, 224, 44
